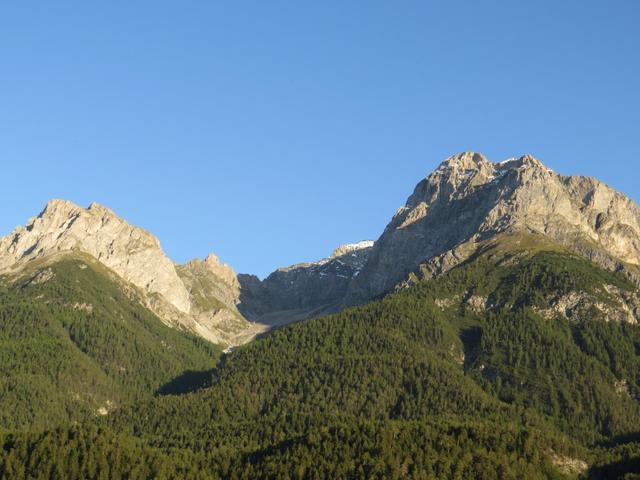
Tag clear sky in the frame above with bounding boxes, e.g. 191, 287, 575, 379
1, 1, 639, 277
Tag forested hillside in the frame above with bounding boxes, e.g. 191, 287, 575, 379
1, 236, 640, 478
0, 254, 220, 431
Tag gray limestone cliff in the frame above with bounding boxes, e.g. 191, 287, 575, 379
236, 241, 374, 325
344, 152, 640, 305
0, 200, 192, 313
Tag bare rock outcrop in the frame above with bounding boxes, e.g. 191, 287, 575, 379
236, 240, 374, 325
345, 152, 640, 306
0, 199, 191, 313
179, 253, 242, 313
176, 254, 260, 345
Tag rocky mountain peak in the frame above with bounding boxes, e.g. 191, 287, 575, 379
430, 152, 493, 184
518, 153, 546, 167
43, 197, 79, 212
0, 199, 191, 313
330, 240, 375, 259
87, 201, 119, 216
439, 151, 489, 167
345, 153, 640, 306
430, 153, 551, 187
203, 253, 239, 287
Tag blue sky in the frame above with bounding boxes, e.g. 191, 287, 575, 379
1, 1, 639, 277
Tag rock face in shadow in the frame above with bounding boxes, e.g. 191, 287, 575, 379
344, 153, 640, 306
236, 241, 374, 325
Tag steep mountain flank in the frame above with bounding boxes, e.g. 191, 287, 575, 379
345, 152, 640, 306
0, 200, 192, 313
0, 200, 258, 346
236, 240, 373, 325
0, 254, 219, 430
177, 254, 262, 346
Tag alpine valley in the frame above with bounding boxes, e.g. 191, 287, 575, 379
2, 152, 640, 479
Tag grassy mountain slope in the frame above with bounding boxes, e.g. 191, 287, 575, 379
0, 254, 220, 430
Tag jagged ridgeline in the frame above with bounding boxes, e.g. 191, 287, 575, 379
0, 199, 377, 347
1, 153, 640, 478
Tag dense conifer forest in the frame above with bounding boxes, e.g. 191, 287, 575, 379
2, 237, 640, 478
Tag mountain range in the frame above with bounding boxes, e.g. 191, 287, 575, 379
1, 152, 640, 479
1, 152, 638, 347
